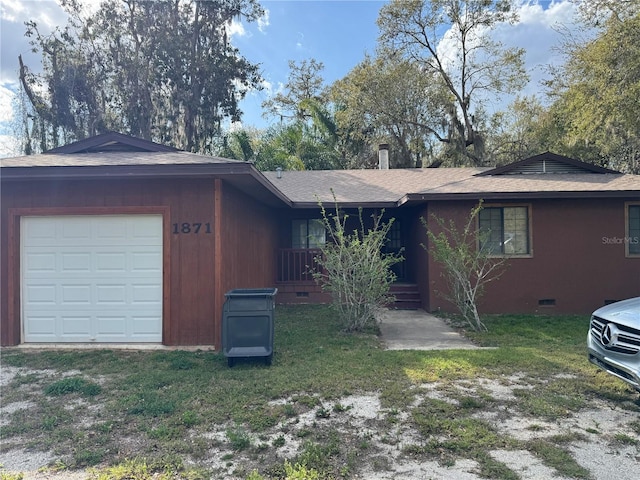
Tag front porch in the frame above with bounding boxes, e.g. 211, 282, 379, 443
275, 248, 328, 304
275, 248, 421, 308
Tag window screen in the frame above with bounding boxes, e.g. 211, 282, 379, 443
292, 219, 326, 249
479, 206, 530, 255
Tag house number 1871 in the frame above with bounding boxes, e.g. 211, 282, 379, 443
172, 223, 212, 234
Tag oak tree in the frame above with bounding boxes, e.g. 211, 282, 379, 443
18, 0, 264, 153
331, 55, 448, 168
542, 8, 640, 172
377, 0, 527, 166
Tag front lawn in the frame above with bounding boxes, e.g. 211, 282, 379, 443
1, 305, 638, 480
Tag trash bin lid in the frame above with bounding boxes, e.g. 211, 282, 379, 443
224, 288, 278, 298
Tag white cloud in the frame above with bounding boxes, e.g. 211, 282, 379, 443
260, 79, 274, 97
494, 1, 582, 55
0, 83, 19, 157
228, 18, 247, 38
0, 134, 20, 158
0, 0, 26, 22
492, 0, 590, 97
434, 0, 588, 113
0, 83, 15, 122
244, 78, 278, 102
273, 81, 285, 96
257, 8, 270, 33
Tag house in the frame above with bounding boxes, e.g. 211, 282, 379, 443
2, 132, 639, 348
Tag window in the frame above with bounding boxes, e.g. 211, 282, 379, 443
628, 204, 640, 256
292, 219, 325, 249
386, 220, 402, 249
479, 206, 530, 255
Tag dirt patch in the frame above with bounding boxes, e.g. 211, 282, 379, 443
1, 368, 639, 479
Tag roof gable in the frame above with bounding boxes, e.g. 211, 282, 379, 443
476, 152, 620, 176
45, 132, 178, 154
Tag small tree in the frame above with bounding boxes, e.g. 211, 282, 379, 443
313, 197, 403, 332
424, 202, 507, 331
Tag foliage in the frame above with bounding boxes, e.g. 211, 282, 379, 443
424, 202, 508, 331
313, 197, 402, 332
226, 425, 252, 451
44, 376, 101, 396
283, 461, 320, 480
377, 0, 527, 166
252, 124, 307, 171
220, 129, 258, 163
18, 0, 264, 154
246, 461, 319, 480
571, 0, 639, 25
331, 55, 447, 168
85, 458, 206, 479
484, 96, 549, 165
246, 121, 343, 171
541, 10, 640, 172
1, 307, 637, 479
261, 59, 328, 123
0, 470, 24, 480
229, 60, 346, 171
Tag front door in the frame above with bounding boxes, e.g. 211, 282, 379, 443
384, 220, 406, 281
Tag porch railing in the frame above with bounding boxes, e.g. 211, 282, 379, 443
276, 248, 322, 283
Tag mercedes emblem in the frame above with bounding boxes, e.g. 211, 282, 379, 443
601, 323, 618, 347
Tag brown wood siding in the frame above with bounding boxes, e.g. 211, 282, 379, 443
217, 181, 278, 291
1, 178, 220, 346
215, 182, 279, 346
425, 199, 640, 315
165, 180, 216, 346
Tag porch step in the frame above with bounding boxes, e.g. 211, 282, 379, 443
387, 284, 422, 310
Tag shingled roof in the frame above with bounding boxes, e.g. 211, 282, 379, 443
2, 133, 639, 208
0, 133, 290, 207
44, 131, 178, 154
262, 166, 640, 207
1, 150, 243, 168
0, 130, 238, 169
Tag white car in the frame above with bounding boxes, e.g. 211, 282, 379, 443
588, 297, 640, 391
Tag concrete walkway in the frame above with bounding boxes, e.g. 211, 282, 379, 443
378, 308, 481, 350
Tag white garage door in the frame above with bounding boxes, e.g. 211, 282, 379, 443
21, 215, 163, 343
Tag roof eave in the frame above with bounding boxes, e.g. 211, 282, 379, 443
288, 201, 399, 209
0, 163, 293, 207
404, 190, 640, 202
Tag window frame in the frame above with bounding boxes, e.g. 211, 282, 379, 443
477, 203, 533, 258
626, 202, 640, 258
386, 219, 402, 250
291, 218, 326, 249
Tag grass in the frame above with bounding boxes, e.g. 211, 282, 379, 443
1, 305, 639, 479
44, 377, 102, 397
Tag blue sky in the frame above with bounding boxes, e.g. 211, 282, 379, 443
0, 0, 585, 155
232, 0, 386, 129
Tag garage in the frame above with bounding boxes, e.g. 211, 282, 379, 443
21, 215, 163, 343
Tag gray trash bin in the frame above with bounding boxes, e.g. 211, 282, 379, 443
222, 288, 277, 367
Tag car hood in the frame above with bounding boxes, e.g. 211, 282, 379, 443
593, 297, 640, 327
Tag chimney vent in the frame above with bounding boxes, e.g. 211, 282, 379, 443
378, 144, 389, 170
